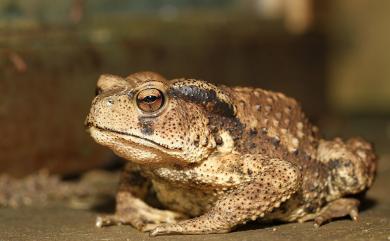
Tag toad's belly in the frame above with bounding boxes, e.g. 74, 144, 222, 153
152, 180, 220, 217
153, 181, 323, 222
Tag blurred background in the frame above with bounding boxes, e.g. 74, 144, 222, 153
1, 0, 389, 177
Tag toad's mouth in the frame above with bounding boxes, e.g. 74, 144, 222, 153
89, 124, 183, 152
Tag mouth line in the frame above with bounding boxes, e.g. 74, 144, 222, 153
91, 124, 182, 151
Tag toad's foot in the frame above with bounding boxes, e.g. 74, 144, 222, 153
96, 199, 186, 231
314, 198, 360, 227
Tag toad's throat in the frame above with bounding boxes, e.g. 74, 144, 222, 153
92, 125, 183, 151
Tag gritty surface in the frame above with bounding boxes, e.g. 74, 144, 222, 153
0, 153, 389, 241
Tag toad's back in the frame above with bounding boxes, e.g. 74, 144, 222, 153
225, 86, 320, 158
227, 85, 376, 202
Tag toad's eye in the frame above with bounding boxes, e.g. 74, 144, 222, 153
136, 88, 165, 112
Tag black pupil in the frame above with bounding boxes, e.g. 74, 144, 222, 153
143, 95, 158, 103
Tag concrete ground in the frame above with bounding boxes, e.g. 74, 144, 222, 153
1, 155, 390, 241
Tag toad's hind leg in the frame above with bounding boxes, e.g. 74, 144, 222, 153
317, 137, 377, 195
314, 198, 360, 227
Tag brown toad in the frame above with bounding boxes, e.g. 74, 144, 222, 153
85, 71, 377, 236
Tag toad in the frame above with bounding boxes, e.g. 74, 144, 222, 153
85, 72, 377, 236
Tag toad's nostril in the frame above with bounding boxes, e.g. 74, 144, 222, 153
107, 98, 114, 106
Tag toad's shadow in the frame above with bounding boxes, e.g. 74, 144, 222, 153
92, 196, 116, 213
359, 196, 377, 211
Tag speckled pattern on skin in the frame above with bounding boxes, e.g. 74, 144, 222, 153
85, 71, 377, 236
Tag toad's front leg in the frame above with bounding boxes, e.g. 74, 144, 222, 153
96, 164, 186, 231
150, 157, 301, 236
